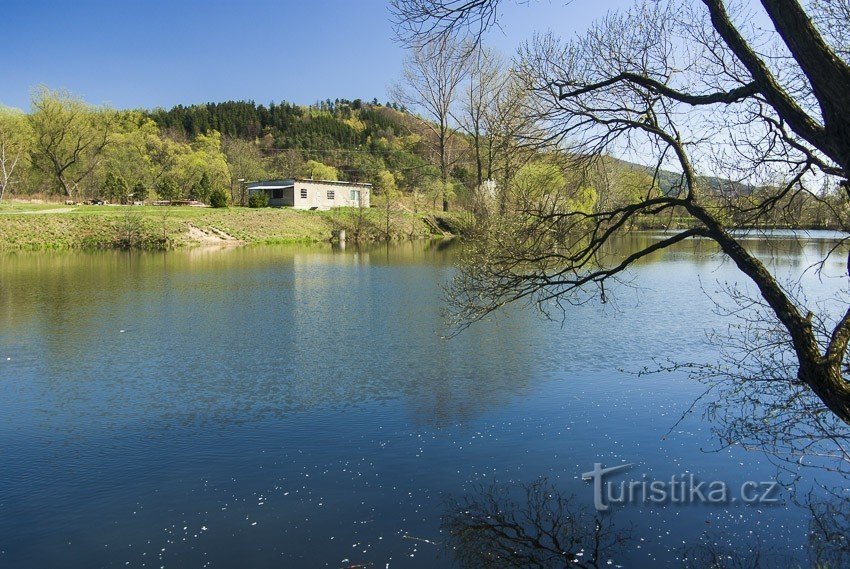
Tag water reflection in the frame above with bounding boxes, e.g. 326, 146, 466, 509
442, 478, 630, 568
2, 234, 847, 436
443, 479, 850, 568
0, 243, 538, 433
1, 237, 849, 568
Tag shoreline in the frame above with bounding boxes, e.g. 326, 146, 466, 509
1, 201, 843, 252
0, 202, 468, 251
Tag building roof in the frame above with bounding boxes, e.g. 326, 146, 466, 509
247, 178, 372, 190
293, 178, 372, 188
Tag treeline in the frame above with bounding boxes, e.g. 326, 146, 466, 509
147, 98, 407, 144
0, 89, 449, 208
0, 86, 845, 228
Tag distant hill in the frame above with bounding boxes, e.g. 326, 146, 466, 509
604, 156, 754, 197
146, 99, 750, 197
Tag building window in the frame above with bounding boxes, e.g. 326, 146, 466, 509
327, 190, 335, 200
300, 188, 308, 199
350, 189, 361, 202
272, 188, 283, 200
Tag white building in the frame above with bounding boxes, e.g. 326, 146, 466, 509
247, 178, 371, 210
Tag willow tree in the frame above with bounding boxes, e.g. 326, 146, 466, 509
28, 88, 113, 198
394, 0, 850, 468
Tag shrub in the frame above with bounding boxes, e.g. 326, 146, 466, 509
248, 191, 269, 208
209, 188, 229, 208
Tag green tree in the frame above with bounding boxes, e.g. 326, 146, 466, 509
103, 171, 129, 203
197, 172, 213, 202
209, 187, 229, 208
156, 179, 180, 201
301, 160, 339, 181
171, 130, 230, 198
0, 107, 31, 202
100, 112, 165, 192
131, 182, 148, 203
28, 88, 113, 198
248, 190, 268, 208
222, 137, 267, 205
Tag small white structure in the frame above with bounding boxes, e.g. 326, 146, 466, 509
247, 178, 371, 210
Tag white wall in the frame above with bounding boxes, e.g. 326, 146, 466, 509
292, 180, 371, 210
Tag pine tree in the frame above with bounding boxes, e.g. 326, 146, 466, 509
131, 182, 148, 203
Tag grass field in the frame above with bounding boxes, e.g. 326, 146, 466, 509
0, 201, 466, 250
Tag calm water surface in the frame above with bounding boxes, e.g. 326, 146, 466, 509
0, 235, 847, 567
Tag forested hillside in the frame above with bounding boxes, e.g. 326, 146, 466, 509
0, 88, 844, 228
144, 98, 444, 202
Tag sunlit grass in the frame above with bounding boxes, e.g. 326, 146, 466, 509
0, 200, 457, 250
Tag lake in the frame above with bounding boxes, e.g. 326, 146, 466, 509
1, 235, 847, 567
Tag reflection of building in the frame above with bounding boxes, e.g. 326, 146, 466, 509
247, 179, 371, 210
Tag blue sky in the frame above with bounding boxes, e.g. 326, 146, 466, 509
3, 0, 634, 111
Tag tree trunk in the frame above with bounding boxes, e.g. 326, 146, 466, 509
759, 0, 850, 174
60, 177, 73, 198
688, 200, 850, 425
800, 360, 850, 425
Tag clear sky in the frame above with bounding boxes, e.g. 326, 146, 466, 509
3, 0, 634, 111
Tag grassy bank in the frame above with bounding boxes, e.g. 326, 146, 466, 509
0, 201, 469, 251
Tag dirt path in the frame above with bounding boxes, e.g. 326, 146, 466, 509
0, 207, 77, 215
186, 225, 242, 245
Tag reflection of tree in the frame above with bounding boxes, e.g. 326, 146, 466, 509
680, 490, 850, 568
442, 478, 629, 568
1, 243, 538, 431
652, 277, 850, 478
682, 539, 768, 569
444, 479, 850, 568
807, 489, 850, 569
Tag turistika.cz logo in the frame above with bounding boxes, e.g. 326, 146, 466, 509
581, 463, 781, 512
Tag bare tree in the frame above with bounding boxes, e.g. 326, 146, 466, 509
443, 477, 850, 568
484, 71, 542, 213
391, 38, 470, 211
395, 1, 850, 455
456, 45, 502, 188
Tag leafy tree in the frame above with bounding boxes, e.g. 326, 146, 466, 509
28, 88, 113, 198
172, 131, 229, 198
197, 172, 213, 202
222, 137, 267, 205
301, 159, 339, 180
0, 107, 31, 202
156, 178, 180, 201
103, 171, 129, 203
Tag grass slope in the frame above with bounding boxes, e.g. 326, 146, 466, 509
0, 202, 464, 251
